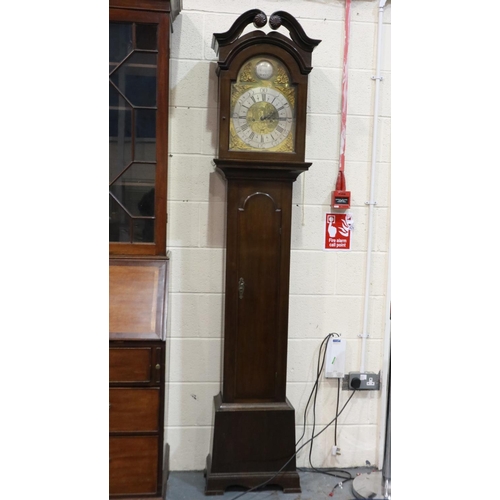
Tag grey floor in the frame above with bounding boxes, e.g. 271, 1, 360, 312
165, 467, 378, 500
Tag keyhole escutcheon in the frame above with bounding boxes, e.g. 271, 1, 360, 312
238, 277, 245, 299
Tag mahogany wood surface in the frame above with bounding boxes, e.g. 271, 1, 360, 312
109, 388, 160, 432
110, 0, 181, 16
222, 178, 293, 403
109, 258, 168, 341
110, 436, 159, 496
109, 347, 153, 383
213, 9, 320, 64
109, 266, 160, 335
205, 394, 300, 495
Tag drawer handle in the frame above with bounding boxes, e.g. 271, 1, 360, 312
155, 363, 161, 370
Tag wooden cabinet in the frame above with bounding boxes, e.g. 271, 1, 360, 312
110, 342, 166, 498
109, 259, 169, 499
108, 0, 178, 496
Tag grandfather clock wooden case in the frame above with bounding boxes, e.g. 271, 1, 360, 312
109, 1, 180, 498
205, 10, 320, 495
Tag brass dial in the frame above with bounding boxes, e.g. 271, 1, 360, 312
229, 56, 296, 153
232, 87, 293, 150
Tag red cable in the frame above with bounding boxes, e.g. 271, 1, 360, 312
337, 0, 351, 190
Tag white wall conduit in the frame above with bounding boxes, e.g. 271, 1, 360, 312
360, 0, 389, 375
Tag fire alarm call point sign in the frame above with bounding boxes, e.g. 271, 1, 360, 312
324, 213, 352, 250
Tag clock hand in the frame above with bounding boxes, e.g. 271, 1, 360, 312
260, 111, 278, 121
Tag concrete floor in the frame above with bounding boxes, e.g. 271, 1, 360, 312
165, 467, 380, 500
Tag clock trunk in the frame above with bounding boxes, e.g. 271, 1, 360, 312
223, 178, 292, 403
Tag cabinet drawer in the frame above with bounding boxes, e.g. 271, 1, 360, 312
109, 436, 159, 496
109, 347, 152, 383
109, 388, 160, 432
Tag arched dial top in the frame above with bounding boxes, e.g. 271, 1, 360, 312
230, 55, 296, 153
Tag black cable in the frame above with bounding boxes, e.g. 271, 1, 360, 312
306, 334, 351, 484
296, 332, 340, 448
231, 389, 357, 500
335, 377, 340, 446
304, 373, 354, 489
230, 332, 356, 500
295, 334, 331, 448
308, 334, 329, 469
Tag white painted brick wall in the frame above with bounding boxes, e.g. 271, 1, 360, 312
166, 0, 391, 471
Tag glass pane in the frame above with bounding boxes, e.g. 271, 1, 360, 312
109, 196, 131, 242
109, 84, 132, 182
135, 24, 157, 50
136, 109, 156, 139
109, 81, 119, 107
135, 109, 156, 161
109, 163, 156, 217
134, 143, 156, 162
109, 23, 133, 63
110, 52, 157, 107
133, 218, 155, 243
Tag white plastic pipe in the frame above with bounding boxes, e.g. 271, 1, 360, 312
360, 0, 388, 373
378, 239, 391, 467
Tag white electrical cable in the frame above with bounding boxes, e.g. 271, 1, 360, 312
359, 0, 388, 373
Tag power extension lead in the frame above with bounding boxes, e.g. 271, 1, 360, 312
325, 337, 346, 378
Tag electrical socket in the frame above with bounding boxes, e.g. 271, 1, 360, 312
343, 371, 380, 390
331, 446, 341, 456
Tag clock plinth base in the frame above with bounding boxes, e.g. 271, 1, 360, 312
205, 393, 301, 495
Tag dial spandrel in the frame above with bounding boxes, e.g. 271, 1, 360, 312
230, 56, 296, 153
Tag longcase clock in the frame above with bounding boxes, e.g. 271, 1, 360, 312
205, 10, 320, 495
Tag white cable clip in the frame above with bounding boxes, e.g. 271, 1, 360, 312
371, 75, 384, 81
